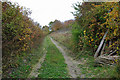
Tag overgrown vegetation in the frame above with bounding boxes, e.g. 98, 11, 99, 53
7, 44, 44, 78
50, 31, 73, 50
78, 55, 116, 78
1, 0, 120, 78
49, 19, 74, 32
71, 2, 119, 56
38, 37, 69, 78
50, 1, 120, 78
2, 1, 44, 77
71, 2, 120, 78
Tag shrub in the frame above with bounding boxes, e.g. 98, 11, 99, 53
72, 2, 119, 56
2, 1, 44, 77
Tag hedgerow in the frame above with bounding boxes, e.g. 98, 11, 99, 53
2, 1, 44, 77
72, 2, 119, 56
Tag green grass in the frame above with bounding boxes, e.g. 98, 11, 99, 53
50, 31, 116, 78
38, 36, 69, 78
50, 31, 73, 50
7, 41, 45, 78
77, 55, 116, 78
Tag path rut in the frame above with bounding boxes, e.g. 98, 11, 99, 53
50, 37, 84, 78
28, 50, 46, 78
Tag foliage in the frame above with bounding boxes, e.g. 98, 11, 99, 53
72, 2, 120, 55
71, 22, 85, 52
2, 1, 44, 77
78, 55, 115, 78
7, 44, 44, 78
63, 20, 74, 28
50, 31, 73, 50
114, 59, 120, 79
42, 25, 50, 35
50, 20, 64, 31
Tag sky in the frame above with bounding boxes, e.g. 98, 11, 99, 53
8, 0, 83, 26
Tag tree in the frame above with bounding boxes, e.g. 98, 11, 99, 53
51, 20, 63, 31
48, 21, 54, 31
42, 25, 50, 35
63, 20, 74, 28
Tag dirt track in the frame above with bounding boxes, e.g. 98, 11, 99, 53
50, 37, 84, 78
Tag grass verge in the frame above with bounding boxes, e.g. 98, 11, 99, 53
50, 31, 73, 50
77, 54, 116, 78
38, 36, 69, 78
50, 31, 116, 78
6, 41, 45, 78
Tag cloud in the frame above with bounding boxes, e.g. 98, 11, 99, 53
8, 0, 82, 26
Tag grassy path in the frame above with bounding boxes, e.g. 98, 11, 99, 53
38, 36, 69, 78
28, 53, 46, 78
50, 37, 83, 78
50, 31, 116, 78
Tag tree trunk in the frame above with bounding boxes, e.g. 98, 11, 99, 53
95, 55, 120, 65
94, 30, 108, 58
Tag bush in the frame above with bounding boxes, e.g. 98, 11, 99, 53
2, 1, 44, 77
115, 59, 120, 79
72, 2, 120, 56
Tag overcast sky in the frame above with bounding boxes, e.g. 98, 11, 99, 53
8, 0, 83, 26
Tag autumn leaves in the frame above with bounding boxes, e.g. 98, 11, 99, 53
2, 2, 44, 56
71, 2, 119, 55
